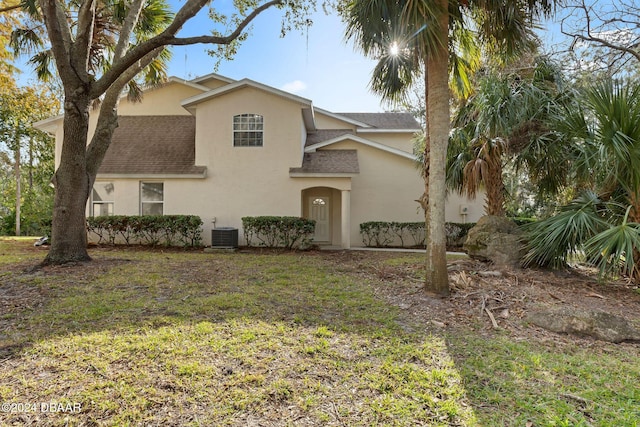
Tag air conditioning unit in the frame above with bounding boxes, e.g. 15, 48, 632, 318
459, 205, 469, 215
211, 227, 238, 248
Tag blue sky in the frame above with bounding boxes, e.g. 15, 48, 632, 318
167, 3, 383, 112
166, 1, 569, 113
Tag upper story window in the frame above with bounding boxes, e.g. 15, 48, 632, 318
233, 113, 263, 147
91, 182, 114, 216
140, 182, 164, 215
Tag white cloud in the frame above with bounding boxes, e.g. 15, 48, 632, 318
281, 80, 308, 94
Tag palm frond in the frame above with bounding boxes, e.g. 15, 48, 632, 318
522, 191, 610, 268
585, 206, 640, 279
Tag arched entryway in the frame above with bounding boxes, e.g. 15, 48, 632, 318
301, 187, 350, 248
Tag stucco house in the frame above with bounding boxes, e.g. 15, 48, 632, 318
36, 73, 483, 248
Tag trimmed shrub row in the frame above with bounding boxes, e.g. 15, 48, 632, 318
242, 216, 315, 249
87, 215, 203, 247
360, 221, 476, 248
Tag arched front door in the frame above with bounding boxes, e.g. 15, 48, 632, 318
309, 196, 330, 242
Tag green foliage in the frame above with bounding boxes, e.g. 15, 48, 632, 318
523, 191, 609, 269
86, 215, 203, 247
0, 79, 59, 236
524, 78, 640, 281
241, 216, 315, 249
360, 221, 475, 248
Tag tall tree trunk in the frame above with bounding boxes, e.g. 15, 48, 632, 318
485, 160, 505, 216
28, 136, 34, 191
424, 1, 449, 296
629, 192, 640, 284
43, 91, 92, 264
14, 127, 21, 237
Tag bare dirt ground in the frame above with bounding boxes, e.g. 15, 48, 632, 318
350, 252, 640, 348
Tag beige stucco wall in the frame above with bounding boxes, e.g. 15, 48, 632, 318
78, 79, 485, 247
313, 111, 358, 130
116, 82, 201, 116
356, 131, 418, 153
318, 142, 424, 245
194, 76, 233, 90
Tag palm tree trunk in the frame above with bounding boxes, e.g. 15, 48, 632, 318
485, 160, 506, 216
424, 0, 449, 296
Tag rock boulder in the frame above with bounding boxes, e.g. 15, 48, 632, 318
527, 308, 640, 343
463, 216, 524, 266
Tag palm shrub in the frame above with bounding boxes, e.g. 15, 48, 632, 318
524, 79, 640, 282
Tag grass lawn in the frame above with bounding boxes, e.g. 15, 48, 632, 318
1, 237, 639, 426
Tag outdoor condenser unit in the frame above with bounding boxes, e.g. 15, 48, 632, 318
211, 227, 238, 248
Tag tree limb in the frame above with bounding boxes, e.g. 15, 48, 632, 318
113, 0, 146, 62
86, 47, 164, 178
0, 2, 20, 13
38, 0, 76, 86
91, 0, 282, 97
70, 0, 97, 80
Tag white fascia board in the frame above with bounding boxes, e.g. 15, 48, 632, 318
189, 73, 236, 85
302, 107, 316, 132
181, 78, 313, 112
357, 128, 421, 134
33, 114, 64, 134
312, 107, 372, 128
96, 172, 207, 179
289, 173, 357, 178
305, 134, 417, 161
166, 76, 213, 92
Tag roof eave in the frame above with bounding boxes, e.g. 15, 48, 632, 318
289, 172, 358, 178
96, 170, 207, 179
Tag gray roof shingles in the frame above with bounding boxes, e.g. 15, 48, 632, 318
290, 150, 359, 174
305, 129, 354, 147
98, 115, 206, 176
338, 112, 420, 129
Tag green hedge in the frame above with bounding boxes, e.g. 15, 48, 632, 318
87, 215, 203, 247
360, 221, 476, 248
242, 216, 315, 249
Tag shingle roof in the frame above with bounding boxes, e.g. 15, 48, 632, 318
337, 112, 420, 129
290, 150, 359, 174
305, 129, 354, 147
98, 116, 206, 176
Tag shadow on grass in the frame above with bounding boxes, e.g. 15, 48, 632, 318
1, 239, 478, 426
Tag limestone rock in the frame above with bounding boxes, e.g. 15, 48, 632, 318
463, 216, 524, 266
527, 308, 640, 343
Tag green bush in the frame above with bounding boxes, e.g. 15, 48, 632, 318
86, 215, 203, 247
360, 221, 476, 248
242, 216, 315, 249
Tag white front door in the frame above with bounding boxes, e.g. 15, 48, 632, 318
309, 197, 330, 242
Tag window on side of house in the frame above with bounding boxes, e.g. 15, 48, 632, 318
233, 113, 263, 147
91, 182, 114, 216
140, 182, 164, 215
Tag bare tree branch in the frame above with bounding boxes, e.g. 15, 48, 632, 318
559, 0, 640, 73
91, 0, 282, 97
0, 2, 20, 13
113, 0, 146, 62
38, 0, 78, 86
86, 47, 164, 178
70, 0, 97, 79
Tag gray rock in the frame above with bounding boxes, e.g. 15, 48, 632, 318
463, 216, 524, 266
527, 308, 640, 343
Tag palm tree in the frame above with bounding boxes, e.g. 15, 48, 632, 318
342, 0, 556, 295
524, 78, 640, 283
447, 56, 569, 217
